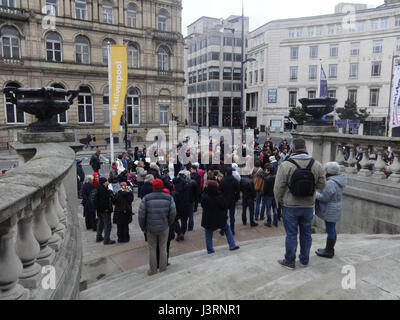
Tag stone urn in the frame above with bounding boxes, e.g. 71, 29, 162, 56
3, 87, 78, 132
299, 97, 338, 126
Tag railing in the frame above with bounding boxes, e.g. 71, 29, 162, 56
0, 6, 29, 20
153, 31, 180, 42
0, 143, 81, 300
158, 70, 172, 77
0, 58, 24, 66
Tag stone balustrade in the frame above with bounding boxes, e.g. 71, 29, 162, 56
0, 143, 82, 300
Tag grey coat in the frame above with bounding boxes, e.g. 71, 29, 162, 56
316, 174, 347, 222
136, 167, 147, 182
138, 190, 176, 233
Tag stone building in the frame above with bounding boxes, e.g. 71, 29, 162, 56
245, 1, 400, 135
0, 0, 185, 149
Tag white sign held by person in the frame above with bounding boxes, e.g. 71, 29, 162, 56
390, 65, 400, 130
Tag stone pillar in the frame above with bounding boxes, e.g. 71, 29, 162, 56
389, 147, 400, 183
373, 147, 387, 179
0, 218, 29, 300
346, 145, 357, 174
15, 209, 42, 289
32, 203, 55, 266
44, 198, 62, 252
357, 145, 371, 177
51, 192, 66, 239
335, 143, 345, 172
54, 189, 67, 226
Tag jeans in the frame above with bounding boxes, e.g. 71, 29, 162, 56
282, 206, 314, 265
325, 221, 337, 240
242, 198, 255, 225
96, 211, 112, 243
261, 196, 278, 224
188, 203, 194, 231
228, 204, 236, 232
137, 181, 144, 198
255, 192, 262, 219
205, 224, 236, 254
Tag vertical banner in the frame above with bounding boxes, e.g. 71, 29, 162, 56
390, 65, 400, 130
109, 45, 128, 133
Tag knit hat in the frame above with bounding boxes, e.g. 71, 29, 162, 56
99, 177, 108, 185
163, 188, 171, 195
152, 178, 164, 190
324, 162, 340, 175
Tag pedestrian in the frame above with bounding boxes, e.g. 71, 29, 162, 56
261, 163, 278, 227
172, 172, 191, 241
116, 155, 125, 175
252, 160, 264, 221
190, 164, 201, 212
219, 167, 240, 235
90, 149, 102, 173
232, 163, 241, 182
94, 177, 116, 245
274, 138, 326, 270
138, 178, 176, 276
92, 172, 100, 188
76, 158, 85, 198
148, 162, 161, 179
201, 181, 240, 254
136, 160, 147, 198
81, 175, 97, 231
141, 174, 154, 199
315, 162, 347, 258
240, 174, 258, 227
113, 181, 134, 243
185, 170, 199, 232
108, 162, 120, 195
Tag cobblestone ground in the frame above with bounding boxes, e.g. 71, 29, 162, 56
79, 189, 286, 288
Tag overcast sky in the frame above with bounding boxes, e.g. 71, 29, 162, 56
182, 0, 383, 35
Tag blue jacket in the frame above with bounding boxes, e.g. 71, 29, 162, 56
316, 174, 347, 222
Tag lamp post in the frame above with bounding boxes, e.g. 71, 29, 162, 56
221, 26, 235, 128
386, 54, 400, 137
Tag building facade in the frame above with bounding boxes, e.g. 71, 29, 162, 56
246, 1, 400, 136
184, 15, 249, 129
0, 0, 185, 149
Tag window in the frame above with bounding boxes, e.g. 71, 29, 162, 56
208, 36, 220, 46
351, 42, 360, 56
198, 69, 203, 82
126, 88, 140, 125
78, 86, 93, 123
328, 24, 335, 34
224, 37, 233, 46
290, 47, 299, 60
349, 63, 358, 78
75, 0, 87, 20
249, 71, 253, 85
309, 65, 317, 80
203, 68, 207, 81
308, 90, 316, 99
127, 4, 137, 28
373, 40, 382, 53
1, 27, 20, 59
330, 44, 339, 57
233, 68, 241, 80
290, 66, 298, 80
160, 106, 168, 125
46, 32, 62, 62
208, 67, 219, 80
289, 29, 295, 38
2, 0, 16, 7
316, 25, 323, 36
127, 43, 139, 68
336, 23, 343, 34
207, 52, 219, 61
102, 0, 113, 24
46, 0, 58, 16
223, 67, 232, 80
396, 16, 400, 27
103, 86, 109, 125
289, 91, 297, 107
75, 36, 90, 64
223, 52, 232, 61
372, 19, 379, 30
223, 82, 232, 91
329, 64, 337, 79
380, 18, 388, 29
397, 38, 400, 52
328, 90, 336, 98
207, 81, 220, 92
255, 70, 258, 83
158, 11, 167, 31
101, 39, 115, 66
235, 53, 242, 62
157, 46, 169, 71
369, 89, 379, 106
260, 69, 264, 82
348, 89, 357, 103
235, 38, 243, 47
310, 46, 318, 59
357, 21, 364, 32
371, 61, 381, 76
4, 82, 24, 123
51, 83, 67, 123
308, 27, 314, 37
192, 71, 197, 83
296, 28, 303, 37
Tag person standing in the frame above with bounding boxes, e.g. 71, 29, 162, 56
219, 167, 240, 235
113, 181, 134, 243
190, 164, 201, 212
138, 178, 176, 276
252, 160, 264, 221
76, 159, 85, 198
136, 161, 147, 198
240, 174, 258, 227
274, 138, 326, 270
315, 162, 347, 259
95, 177, 116, 245
81, 175, 97, 231
261, 164, 278, 227
141, 174, 154, 199
108, 162, 120, 195
90, 149, 102, 173
172, 172, 191, 241
201, 181, 240, 254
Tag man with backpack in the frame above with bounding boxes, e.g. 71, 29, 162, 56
274, 138, 326, 270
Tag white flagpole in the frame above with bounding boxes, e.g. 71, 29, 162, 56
108, 43, 114, 163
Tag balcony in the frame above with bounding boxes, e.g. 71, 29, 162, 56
153, 31, 180, 42
158, 70, 172, 77
0, 6, 30, 20
0, 57, 24, 66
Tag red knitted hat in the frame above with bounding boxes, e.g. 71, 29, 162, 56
152, 178, 164, 190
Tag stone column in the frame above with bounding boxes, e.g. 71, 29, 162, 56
357, 145, 371, 177
15, 209, 42, 289
51, 192, 66, 239
373, 147, 387, 180
32, 202, 55, 266
54, 189, 67, 226
44, 198, 62, 252
0, 218, 29, 300
335, 143, 345, 172
58, 182, 68, 213
346, 145, 357, 174
389, 147, 400, 183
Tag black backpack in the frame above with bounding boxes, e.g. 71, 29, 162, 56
89, 188, 98, 208
287, 158, 315, 197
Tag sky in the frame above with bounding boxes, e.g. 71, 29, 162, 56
182, 0, 384, 36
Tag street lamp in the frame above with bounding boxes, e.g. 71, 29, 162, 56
386, 54, 400, 137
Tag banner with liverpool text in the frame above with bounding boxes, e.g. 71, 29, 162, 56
391, 65, 400, 129
109, 45, 128, 133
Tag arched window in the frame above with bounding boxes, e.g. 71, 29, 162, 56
103, 86, 109, 125
102, 39, 115, 66
157, 11, 167, 31
50, 83, 67, 123
46, 32, 62, 62
102, 0, 113, 24
78, 85, 93, 123
127, 4, 137, 28
127, 43, 139, 68
75, 36, 90, 64
75, 0, 87, 20
4, 82, 24, 123
46, 0, 59, 16
126, 87, 140, 125
157, 46, 169, 71
2, 0, 16, 7
0, 27, 20, 59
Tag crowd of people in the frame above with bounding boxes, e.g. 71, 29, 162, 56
77, 135, 351, 276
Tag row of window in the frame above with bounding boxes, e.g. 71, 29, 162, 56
289, 61, 384, 81
187, 82, 242, 94
288, 16, 400, 38
188, 67, 242, 83
3, 83, 170, 125
247, 69, 264, 85
188, 36, 243, 54
0, 27, 171, 71
187, 52, 243, 68
289, 39, 400, 60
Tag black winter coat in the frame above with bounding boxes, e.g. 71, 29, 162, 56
172, 177, 191, 219
240, 176, 256, 200
108, 168, 119, 184
263, 173, 276, 197
141, 182, 153, 199
77, 165, 85, 183
218, 175, 240, 207
82, 182, 95, 216
90, 154, 101, 172
113, 189, 134, 225
147, 168, 160, 179
201, 193, 228, 231
96, 184, 114, 213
